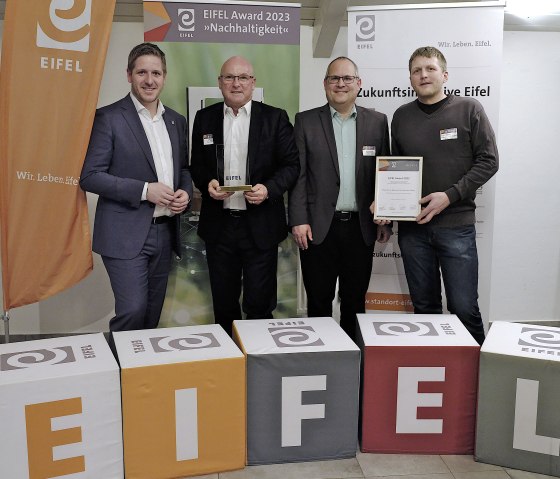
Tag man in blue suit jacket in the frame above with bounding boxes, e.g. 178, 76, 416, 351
191, 56, 299, 335
80, 43, 192, 333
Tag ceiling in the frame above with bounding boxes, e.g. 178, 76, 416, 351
1, 0, 559, 57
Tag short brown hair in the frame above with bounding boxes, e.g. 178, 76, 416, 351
127, 43, 167, 73
325, 56, 360, 79
408, 46, 447, 72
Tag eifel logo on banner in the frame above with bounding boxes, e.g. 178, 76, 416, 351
268, 323, 325, 348
36, 0, 91, 52
355, 14, 375, 42
178, 8, 195, 32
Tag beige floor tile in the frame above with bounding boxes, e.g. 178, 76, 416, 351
440, 455, 504, 473
219, 457, 364, 479
356, 452, 449, 477
505, 469, 558, 479
366, 475, 454, 479
452, 472, 511, 479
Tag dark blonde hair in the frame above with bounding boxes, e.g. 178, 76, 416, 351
408, 46, 447, 72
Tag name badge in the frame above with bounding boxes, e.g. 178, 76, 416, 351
203, 134, 214, 146
440, 128, 458, 141
363, 146, 376, 156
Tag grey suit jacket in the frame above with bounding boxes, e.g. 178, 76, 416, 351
288, 103, 390, 246
80, 94, 193, 259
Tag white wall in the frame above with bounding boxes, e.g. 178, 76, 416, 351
489, 31, 560, 323
1, 22, 559, 333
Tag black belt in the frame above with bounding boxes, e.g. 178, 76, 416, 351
226, 209, 247, 218
333, 211, 356, 221
152, 215, 173, 224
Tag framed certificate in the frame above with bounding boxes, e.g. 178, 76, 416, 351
374, 156, 423, 221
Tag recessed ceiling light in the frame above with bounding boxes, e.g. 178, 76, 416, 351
505, 0, 560, 18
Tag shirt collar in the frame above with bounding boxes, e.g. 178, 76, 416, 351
224, 100, 252, 118
329, 104, 357, 119
130, 92, 165, 119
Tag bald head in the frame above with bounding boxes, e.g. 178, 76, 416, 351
218, 56, 256, 114
220, 56, 254, 77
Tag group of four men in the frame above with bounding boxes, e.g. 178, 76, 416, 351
80, 42, 498, 346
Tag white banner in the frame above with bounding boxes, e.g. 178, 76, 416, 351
348, 2, 504, 322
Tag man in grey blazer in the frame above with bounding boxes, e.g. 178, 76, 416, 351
289, 56, 391, 340
80, 43, 192, 333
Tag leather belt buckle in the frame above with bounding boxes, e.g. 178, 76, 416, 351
334, 211, 352, 221
152, 216, 171, 224
228, 209, 246, 218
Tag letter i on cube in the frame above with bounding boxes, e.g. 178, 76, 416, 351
233, 317, 361, 464
115, 325, 245, 479
358, 314, 480, 454
476, 322, 560, 477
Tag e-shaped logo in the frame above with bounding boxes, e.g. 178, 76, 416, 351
268, 325, 325, 348
150, 333, 220, 353
518, 327, 560, 350
355, 14, 375, 42
178, 8, 195, 32
0, 346, 76, 371
37, 0, 91, 52
372, 321, 439, 336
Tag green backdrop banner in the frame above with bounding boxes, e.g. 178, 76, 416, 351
143, 1, 301, 327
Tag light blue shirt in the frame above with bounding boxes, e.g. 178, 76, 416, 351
330, 106, 358, 212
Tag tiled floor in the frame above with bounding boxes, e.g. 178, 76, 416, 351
181, 454, 556, 479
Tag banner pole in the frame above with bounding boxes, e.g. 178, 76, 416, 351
2, 310, 9, 343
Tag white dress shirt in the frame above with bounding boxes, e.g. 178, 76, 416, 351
223, 100, 251, 210
130, 93, 174, 217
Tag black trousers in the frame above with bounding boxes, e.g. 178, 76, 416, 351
205, 213, 278, 336
300, 214, 374, 341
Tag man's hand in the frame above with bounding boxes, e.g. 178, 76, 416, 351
416, 192, 450, 224
208, 179, 233, 201
292, 224, 313, 250
244, 183, 268, 206
376, 224, 393, 243
369, 201, 391, 225
169, 189, 190, 214
147, 182, 175, 207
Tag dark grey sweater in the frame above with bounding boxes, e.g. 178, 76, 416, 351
391, 95, 499, 227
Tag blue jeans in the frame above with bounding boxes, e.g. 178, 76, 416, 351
397, 222, 485, 345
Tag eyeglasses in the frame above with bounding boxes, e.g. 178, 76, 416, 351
219, 75, 254, 84
325, 75, 359, 85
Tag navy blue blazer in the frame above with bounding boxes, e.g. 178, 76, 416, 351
190, 101, 299, 250
80, 95, 193, 259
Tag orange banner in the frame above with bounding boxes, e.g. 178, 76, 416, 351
0, 0, 116, 309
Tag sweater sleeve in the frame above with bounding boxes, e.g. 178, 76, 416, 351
445, 104, 499, 203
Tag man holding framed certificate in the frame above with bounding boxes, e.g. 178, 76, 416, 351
391, 46, 499, 345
